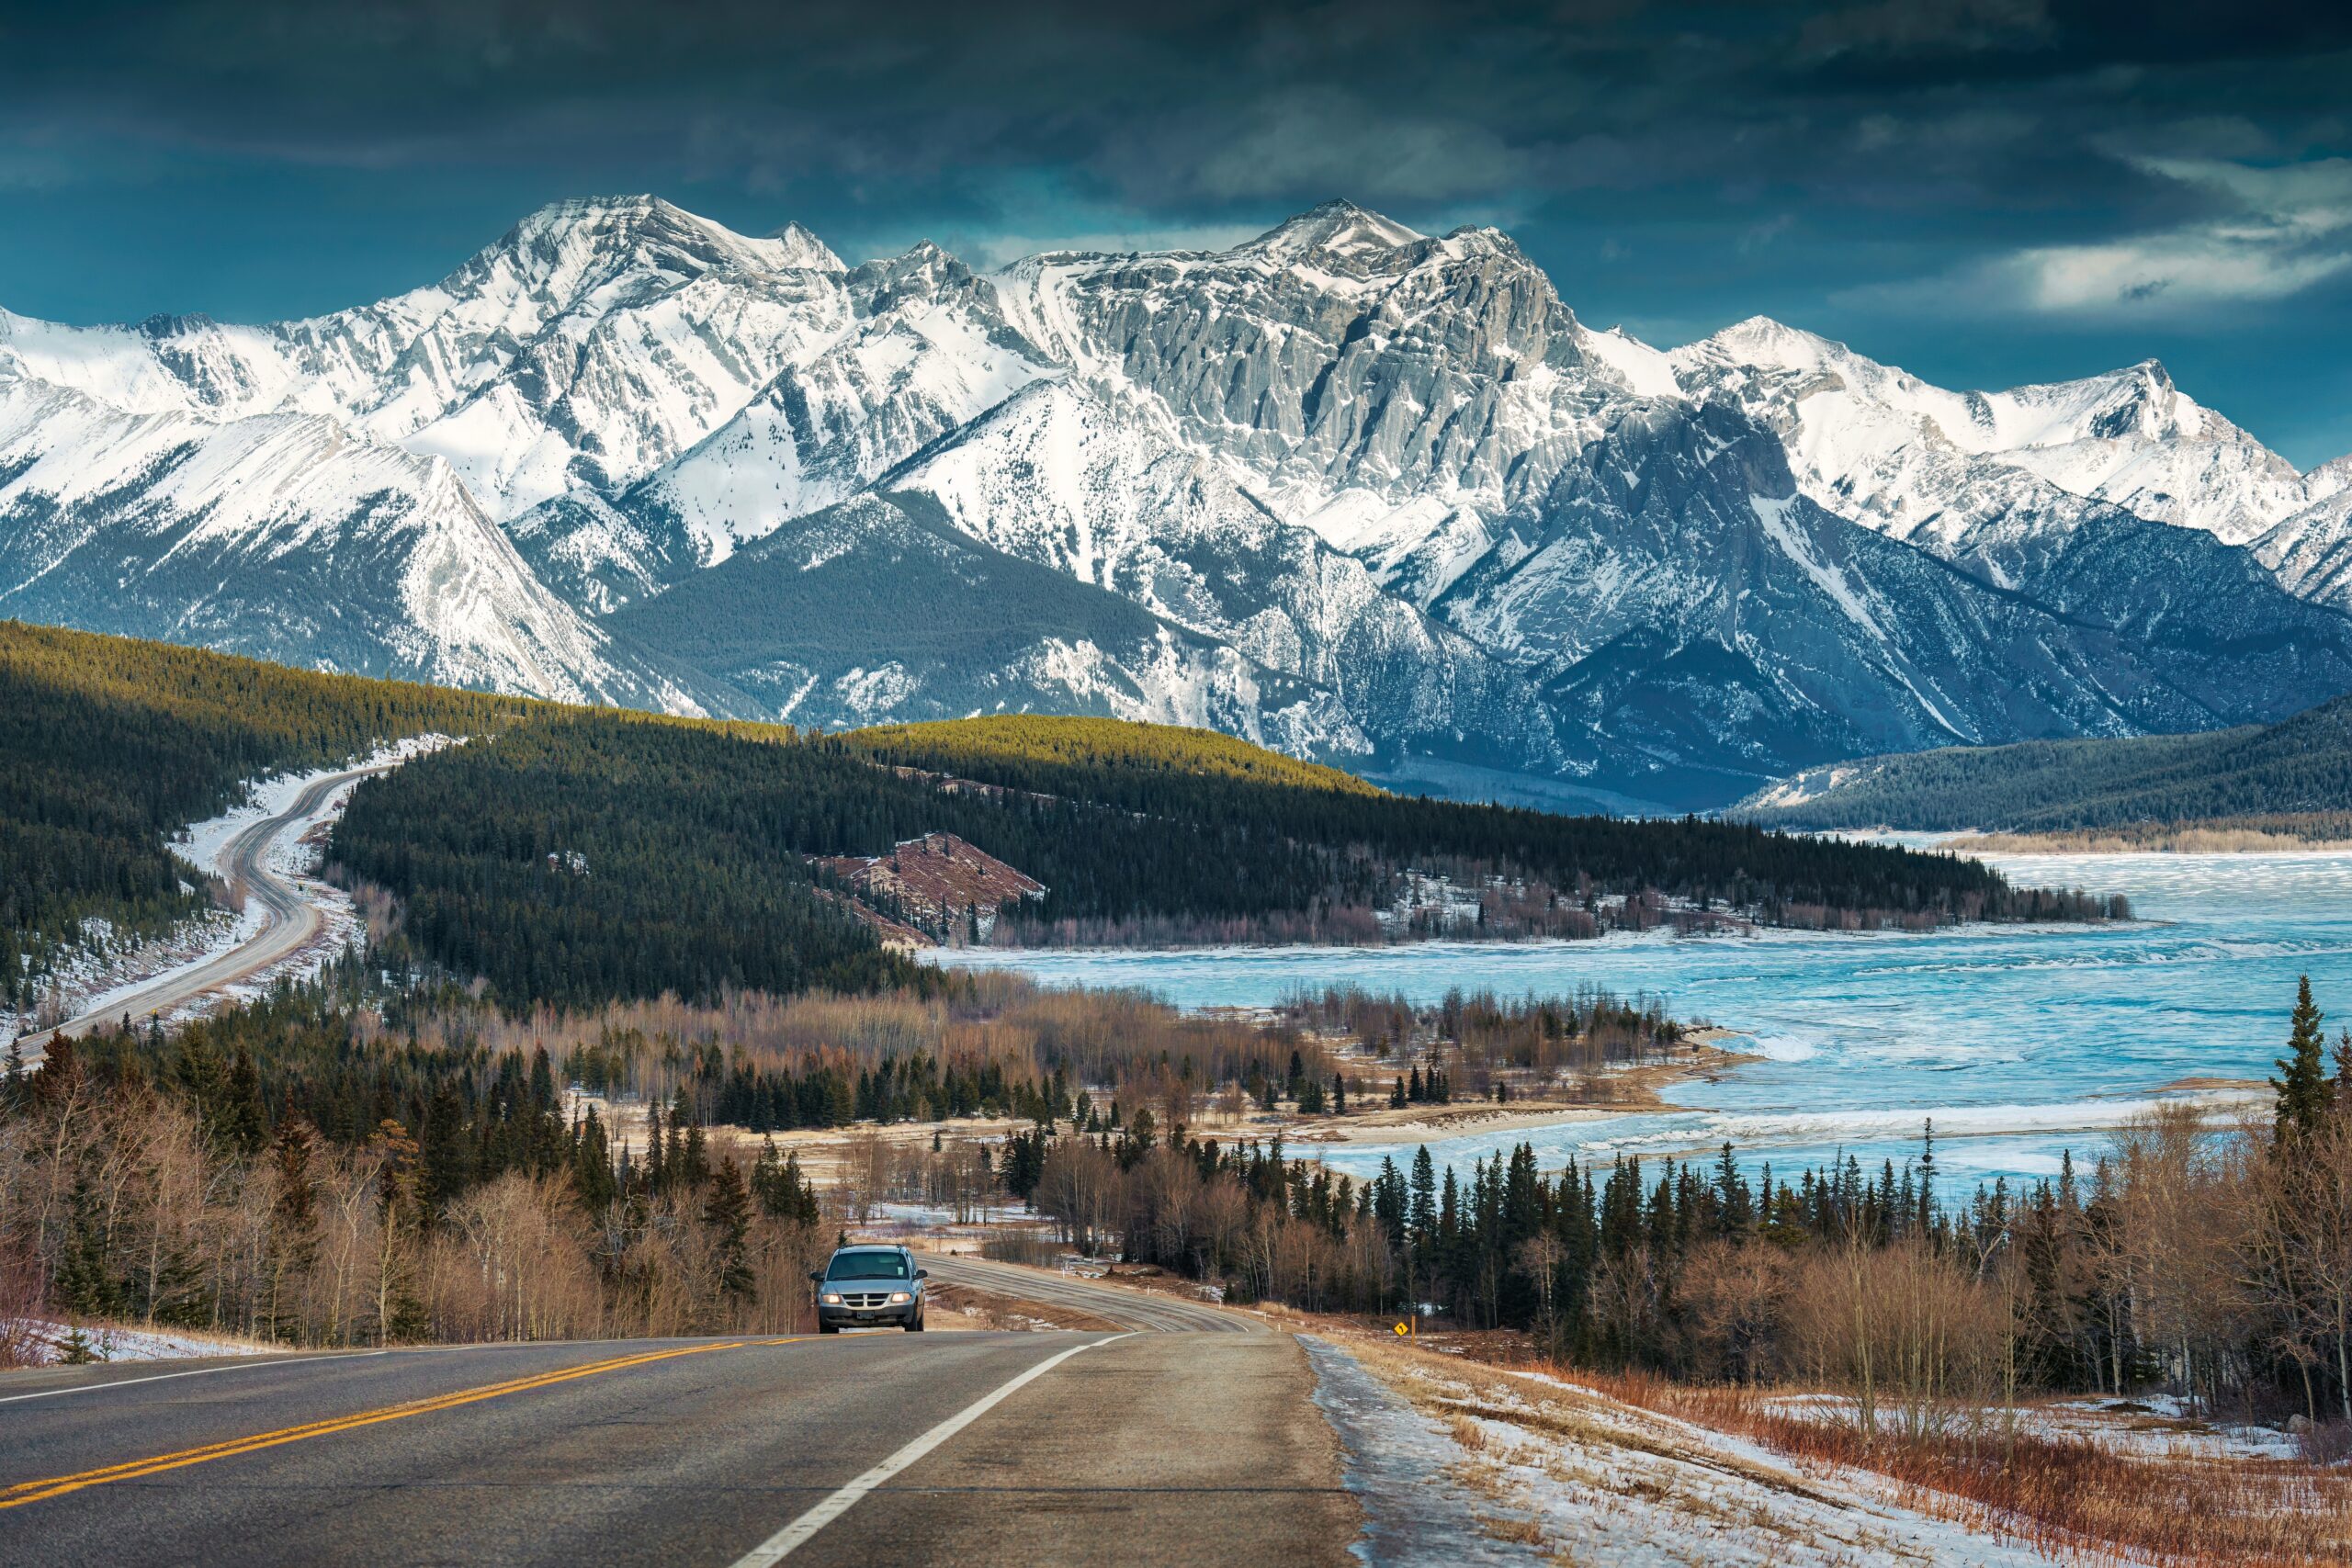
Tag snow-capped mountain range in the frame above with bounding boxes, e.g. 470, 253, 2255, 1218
6, 194, 2350, 807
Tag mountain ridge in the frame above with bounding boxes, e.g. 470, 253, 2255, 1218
5, 194, 2349, 808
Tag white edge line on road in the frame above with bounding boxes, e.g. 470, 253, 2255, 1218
0, 1350, 389, 1405
728, 1332, 1138, 1567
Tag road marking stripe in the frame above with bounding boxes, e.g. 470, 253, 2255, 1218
0, 1337, 806, 1510
728, 1332, 1136, 1566
0, 1351, 388, 1406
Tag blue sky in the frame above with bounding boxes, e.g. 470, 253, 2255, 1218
4, 1, 2349, 464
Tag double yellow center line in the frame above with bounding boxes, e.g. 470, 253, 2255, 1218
0, 1337, 808, 1512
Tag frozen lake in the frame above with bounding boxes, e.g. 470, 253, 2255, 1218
936, 852, 2352, 1192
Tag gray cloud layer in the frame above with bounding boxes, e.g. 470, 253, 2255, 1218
3, 1, 2349, 462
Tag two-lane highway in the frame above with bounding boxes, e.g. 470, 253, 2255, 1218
14, 761, 392, 1066
0, 1327, 1356, 1567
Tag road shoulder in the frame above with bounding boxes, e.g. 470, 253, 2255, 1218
785, 1331, 1361, 1568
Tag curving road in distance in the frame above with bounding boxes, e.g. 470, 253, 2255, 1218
13, 762, 394, 1067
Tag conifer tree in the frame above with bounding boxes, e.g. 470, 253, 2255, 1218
265, 1120, 320, 1341
2275, 976, 2331, 1140
704, 1158, 754, 1303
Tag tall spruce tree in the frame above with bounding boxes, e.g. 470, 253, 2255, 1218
2275, 976, 2331, 1140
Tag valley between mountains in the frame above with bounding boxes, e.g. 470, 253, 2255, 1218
6, 195, 2351, 809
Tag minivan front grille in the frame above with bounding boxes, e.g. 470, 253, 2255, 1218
838, 1291, 896, 1308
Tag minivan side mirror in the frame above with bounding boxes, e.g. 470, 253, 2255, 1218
916, 1268, 929, 1279
808, 1270, 823, 1283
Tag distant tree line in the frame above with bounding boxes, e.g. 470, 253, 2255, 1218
1745, 690, 2352, 833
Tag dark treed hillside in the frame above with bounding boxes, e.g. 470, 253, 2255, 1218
843, 716, 2096, 932
0, 621, 540, 1006
1737, 694, 2352, 833
335, 710, 2103, 1010
8, 626, 2115, 1019
331, 712, 1375, 1007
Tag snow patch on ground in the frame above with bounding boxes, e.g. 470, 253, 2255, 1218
1760, 1390, 2306, 1463
8, 1319, 273, 1365
1302, 1335, 1534, 1567
1310, 1334, 2067, 1566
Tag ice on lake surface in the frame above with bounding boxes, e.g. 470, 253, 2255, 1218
936, 851, 2352, 1188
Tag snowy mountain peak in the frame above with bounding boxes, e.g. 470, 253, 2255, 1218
1694, 316, 1845, 370
1243, 199, 1426, 263
483, 195, 814, 288
850, 242, 992, 317
765, 221, 847, 272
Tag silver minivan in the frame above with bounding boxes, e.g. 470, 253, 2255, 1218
810, 1245, 928, 1332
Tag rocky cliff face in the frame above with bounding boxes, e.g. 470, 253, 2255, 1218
5, 195, 2348, 806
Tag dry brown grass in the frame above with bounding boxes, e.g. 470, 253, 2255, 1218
1501, 1358, 2352, 1568
921, 1281, 1120, 1333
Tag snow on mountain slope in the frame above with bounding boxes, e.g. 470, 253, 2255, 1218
610, 490, 1366, 751
992, 202, 1618, 564
0, 369, 707, 707
592, 242, 1060, 594
2256, 485, 2352, 610
881, 378, 1566, 774
1432, 400, 2352, 795
1670, 317, 2340, 573
0, 198, 858, 524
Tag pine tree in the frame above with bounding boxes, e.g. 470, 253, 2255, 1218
225, 1046, 268, 1158
704, 1158, 755, 1302
265, 1120, 320, 1342
2275, 976, 2331, 1140
1408, 1146, 1438, 1253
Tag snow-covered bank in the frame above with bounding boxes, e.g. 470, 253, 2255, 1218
6, 1319, 275, 1367
1306, 1331, 2066, 1566
5, 737, 450, 1043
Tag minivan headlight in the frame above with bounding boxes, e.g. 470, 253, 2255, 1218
887, 1291, 912, 1304
821, 1292, 842, 1304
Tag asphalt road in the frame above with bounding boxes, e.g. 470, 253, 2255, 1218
919, 1253, 1262, 1333
14, 762, 390, 1066
0, 1326, 1357, 1568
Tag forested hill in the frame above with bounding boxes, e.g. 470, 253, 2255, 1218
839, 714, 2095, 930
0, 620, 539, 1007
1736, 694, 2352, 834
333, 710, 2106, 1010
6, 625, 2115, 1020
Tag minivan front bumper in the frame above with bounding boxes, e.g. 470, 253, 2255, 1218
817, 1292, 920, 1329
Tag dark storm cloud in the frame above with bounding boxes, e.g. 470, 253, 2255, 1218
1, 1, 2348, 460
5, 1, 2343, 220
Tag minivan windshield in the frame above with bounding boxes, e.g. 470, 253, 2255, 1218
827, 1251, 910, 1280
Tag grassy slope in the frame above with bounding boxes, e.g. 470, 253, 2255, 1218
846, 715, 1385, 796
